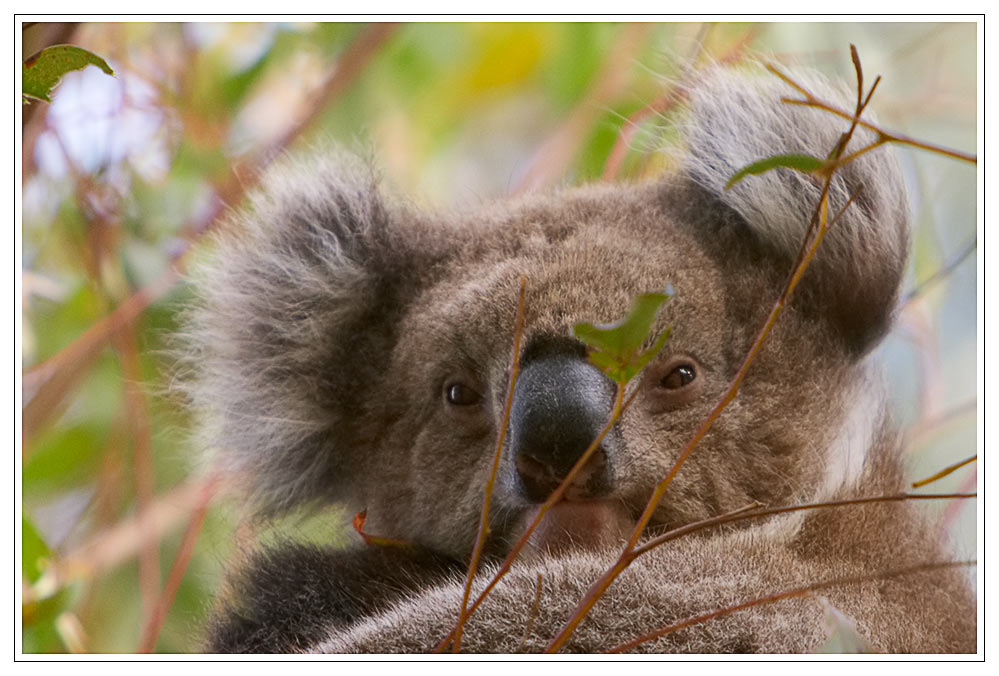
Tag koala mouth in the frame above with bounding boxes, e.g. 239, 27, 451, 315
513, 445, 632, 553
522, 499, 632, 554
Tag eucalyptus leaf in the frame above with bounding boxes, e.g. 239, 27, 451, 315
725, 153, 825, 190
22, 517, 50, 583
573, 289, 673, 385
23, 45, 114, 103
634, 326, 673, 373
573, 290, 672, 357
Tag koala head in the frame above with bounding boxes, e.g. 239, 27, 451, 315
184, 66, 908, 561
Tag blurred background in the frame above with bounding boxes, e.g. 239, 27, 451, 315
19, 21, 978, 653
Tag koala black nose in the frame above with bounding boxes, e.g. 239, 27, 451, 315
509, 348, 616, 503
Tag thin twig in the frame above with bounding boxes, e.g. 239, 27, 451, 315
516, 22, 652, 193
23, 269, 180, 448
23, 23, 399, 443
606, 560, 975, 653
28, 116, 165, 626
633, 492, 976, 558
601, 27, 756, 181
546, 184, 838, 653
912, 457, 977, 489
940, 472, 977, 540
23, 475, 220, 605
137, 473, 220, 653
631, 502, 764, 556
768, 64, 976, 165
546, 46, 875, 654
112, 325, 161, 631
452, 277, 527, 653
435, 383, 631, 652
901, 237, 977, 307
516, 573, 544, 653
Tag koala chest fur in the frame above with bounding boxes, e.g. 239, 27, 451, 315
184, 65, 976, 653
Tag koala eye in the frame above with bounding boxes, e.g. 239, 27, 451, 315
642, 356, 703, 412
659, 364, 696, 390
445, 382, 482, 407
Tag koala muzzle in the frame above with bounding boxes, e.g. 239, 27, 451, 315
509, 351, 616, 503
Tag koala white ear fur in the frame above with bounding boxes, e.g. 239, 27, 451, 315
679, 65, 910, 354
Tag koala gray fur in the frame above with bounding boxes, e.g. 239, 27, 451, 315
183, 64, 976, 653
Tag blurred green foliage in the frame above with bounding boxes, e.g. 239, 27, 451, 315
20, 21, 978, 653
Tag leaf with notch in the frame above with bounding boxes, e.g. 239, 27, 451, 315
23, 44, 114, 103
573, 289, 673, 385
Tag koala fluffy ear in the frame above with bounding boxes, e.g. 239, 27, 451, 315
181, 152, 434, 514
678, 66, 910, 355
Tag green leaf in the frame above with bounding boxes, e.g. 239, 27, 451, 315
585, 350, 621, 373
22, 517, 50, 583
22, 516, 71, 642
573, 288, 673, 385
634, 325, 673, 373
573, 290, 672, 357
725, 153, 825, 190
22, 45, 114, 103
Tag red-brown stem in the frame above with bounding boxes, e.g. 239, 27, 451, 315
435, 384, 631, 652
544, 52, 899, 651
912, 456, 977, 489
633, 492, 976, 558
451, 277, 527, 652
516, 573, 545, 652
900, 236, 977, 307
602, 27, 756, 181
23, 23, 398, 444
545, 190, 834, 653
606, 560, 975, 653
941, 472, 977, 541
769, 64, 975, 165
545, 81, 878, 651
137, 474, 219, 653
823, 138, 887, 175
521, 493, 978, 648
112, 325, 160, 631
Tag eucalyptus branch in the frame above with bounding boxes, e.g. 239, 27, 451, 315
435, 383, 629, 652
137, 474, 220, 653
912, 457, 977, 489
633, 492, 976, 558
544, 46, 875, 654
452, 277, 527, 653
901, 236, 977, 307
438, 286, 659, 650
516, 573, 545, 653
606, 560, 975, 653
23, 24, 398, 444
546, 172, 840, 654
767, 64, 976, 165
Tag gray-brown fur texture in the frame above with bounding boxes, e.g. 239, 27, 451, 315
182, 64, 975, 653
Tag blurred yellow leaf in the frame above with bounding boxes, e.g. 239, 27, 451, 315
464, 24, 548, 94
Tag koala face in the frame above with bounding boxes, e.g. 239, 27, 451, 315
345, 181, 856, 559
185, 67, 907, 563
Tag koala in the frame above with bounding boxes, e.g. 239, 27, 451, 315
182, 63, 976, 653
